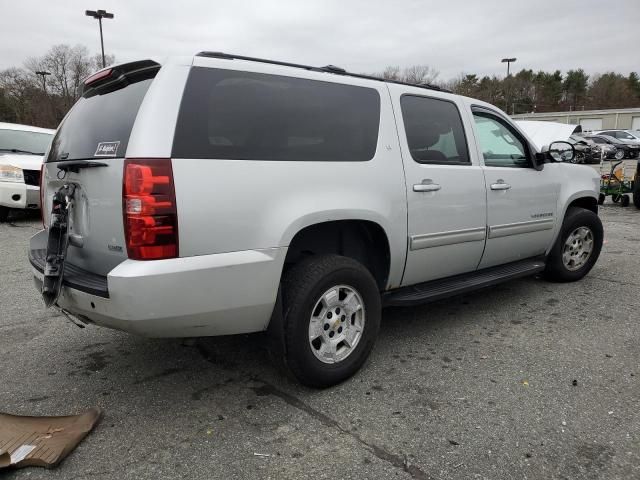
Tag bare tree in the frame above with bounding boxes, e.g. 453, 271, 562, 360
382, 66, 401, 80
373, 65, 440, 85
402, 65, 439, 85
26, 44, 94, 109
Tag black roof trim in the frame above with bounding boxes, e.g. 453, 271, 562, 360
196, 51, 447, 92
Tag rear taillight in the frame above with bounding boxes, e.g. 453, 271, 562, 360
39, 163, 45, 228
123, 159, 178, 260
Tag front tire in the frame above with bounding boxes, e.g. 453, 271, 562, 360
282, 254, 381, 388
621, 195, 630, 207
0, 207, 9, 223
544, 207, 603, 282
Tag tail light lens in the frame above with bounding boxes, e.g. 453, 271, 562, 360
39, 163, 45, 228
123, 159, 178, 260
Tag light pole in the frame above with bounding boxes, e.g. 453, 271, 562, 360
35, 70, 51, 92
501, 57, 517, 76
85, 9, 114, 68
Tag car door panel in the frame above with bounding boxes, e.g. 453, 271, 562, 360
389, 86, 487, 286
471, 109, 559, 269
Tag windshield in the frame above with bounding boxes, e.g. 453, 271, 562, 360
0, 129, 53, 155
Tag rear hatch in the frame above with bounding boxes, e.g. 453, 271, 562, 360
42, 60, 160, 276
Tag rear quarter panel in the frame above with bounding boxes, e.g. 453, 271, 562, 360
170, 67, 407, 289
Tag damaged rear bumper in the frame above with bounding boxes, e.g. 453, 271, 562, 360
29, 230, 286, 338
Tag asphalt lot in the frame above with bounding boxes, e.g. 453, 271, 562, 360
1, 206, 638, 480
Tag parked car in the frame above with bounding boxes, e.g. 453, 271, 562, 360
0, 122, 55, 222
584, 134, 640, 160
568, 135, 612, 164
29, 53, 603, 387
594, 129, 640, 142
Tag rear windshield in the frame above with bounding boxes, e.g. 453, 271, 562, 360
46, 77, 153, 162
172, 67, 381, 162
0, 129, 53, 155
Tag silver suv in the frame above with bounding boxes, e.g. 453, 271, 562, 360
30, 53, 603, 387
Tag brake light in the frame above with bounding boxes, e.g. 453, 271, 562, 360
84, 68, 112, 85
39, 163, 45, 228
123, 159, 178, 260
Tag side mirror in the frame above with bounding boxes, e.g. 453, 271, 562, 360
544, 141, 576, 163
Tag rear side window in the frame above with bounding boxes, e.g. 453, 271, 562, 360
172, 68, 381, 161
46, 77, 154, 162
400, 95, 470, 164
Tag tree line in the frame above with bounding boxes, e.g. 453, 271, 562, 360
374, 65, 640, 114
0, 44, 114, 129
2, 44, 640, 130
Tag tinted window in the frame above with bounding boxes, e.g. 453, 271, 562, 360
0, 129, 53, 155
473, 113, 530, 168
172, 68, 381, 162
400, 95, 469, 164
46, 77, 154, 162
590, 137, 606, 144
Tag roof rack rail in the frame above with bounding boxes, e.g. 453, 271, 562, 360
196, 51, 447, 92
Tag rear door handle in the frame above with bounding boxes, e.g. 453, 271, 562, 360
413, 181, 441, 192
490, 180, 511, 191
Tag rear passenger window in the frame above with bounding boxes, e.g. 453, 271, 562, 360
172, 68, 381, 161
400, 95, 470, 164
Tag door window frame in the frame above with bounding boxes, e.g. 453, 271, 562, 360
400, 94, 472, 166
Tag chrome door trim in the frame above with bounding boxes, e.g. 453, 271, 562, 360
488, 218, 554, 239
410, 226, 486, 251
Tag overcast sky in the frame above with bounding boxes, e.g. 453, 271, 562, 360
1, 0, 637, 79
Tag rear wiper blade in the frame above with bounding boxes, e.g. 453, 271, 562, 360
0, 148, 44, 155
55, 160, 109, 173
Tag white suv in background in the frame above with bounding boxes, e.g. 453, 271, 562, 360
30, 53, 603, 387
0, 123, 54, 222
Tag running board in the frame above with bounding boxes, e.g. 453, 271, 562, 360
383, 257, 546, 307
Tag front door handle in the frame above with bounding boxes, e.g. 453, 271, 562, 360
490, 180, 511, 191
413, 180, 441, 192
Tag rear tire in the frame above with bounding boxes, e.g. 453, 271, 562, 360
282, 254, 381, 388
0, 207, 9, 223
544, 207, 603, 283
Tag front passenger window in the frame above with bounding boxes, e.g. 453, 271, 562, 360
473, 113, 530, 168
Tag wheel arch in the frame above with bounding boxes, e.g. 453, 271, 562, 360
548, 192, 599, 254
283, 219, 392, 291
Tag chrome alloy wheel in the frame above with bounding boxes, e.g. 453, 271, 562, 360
562, 226, 594, 271
308, 285, 365, 364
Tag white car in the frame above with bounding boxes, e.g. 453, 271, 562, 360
515, 120, 581, 151
30, 54, 603, 387
593, 129, 640, 143
0, 122, 55, 222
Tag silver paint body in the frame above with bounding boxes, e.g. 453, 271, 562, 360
31, 56, 600, 337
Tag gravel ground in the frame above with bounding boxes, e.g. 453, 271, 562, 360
0, 206, 638, 480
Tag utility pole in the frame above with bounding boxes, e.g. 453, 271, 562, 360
501, 58, 517, 115
35, 71, 51, 92
501, 57, 517, 77
85, 9, 114, 68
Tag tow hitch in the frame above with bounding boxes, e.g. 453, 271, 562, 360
42, 184, 76, 307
